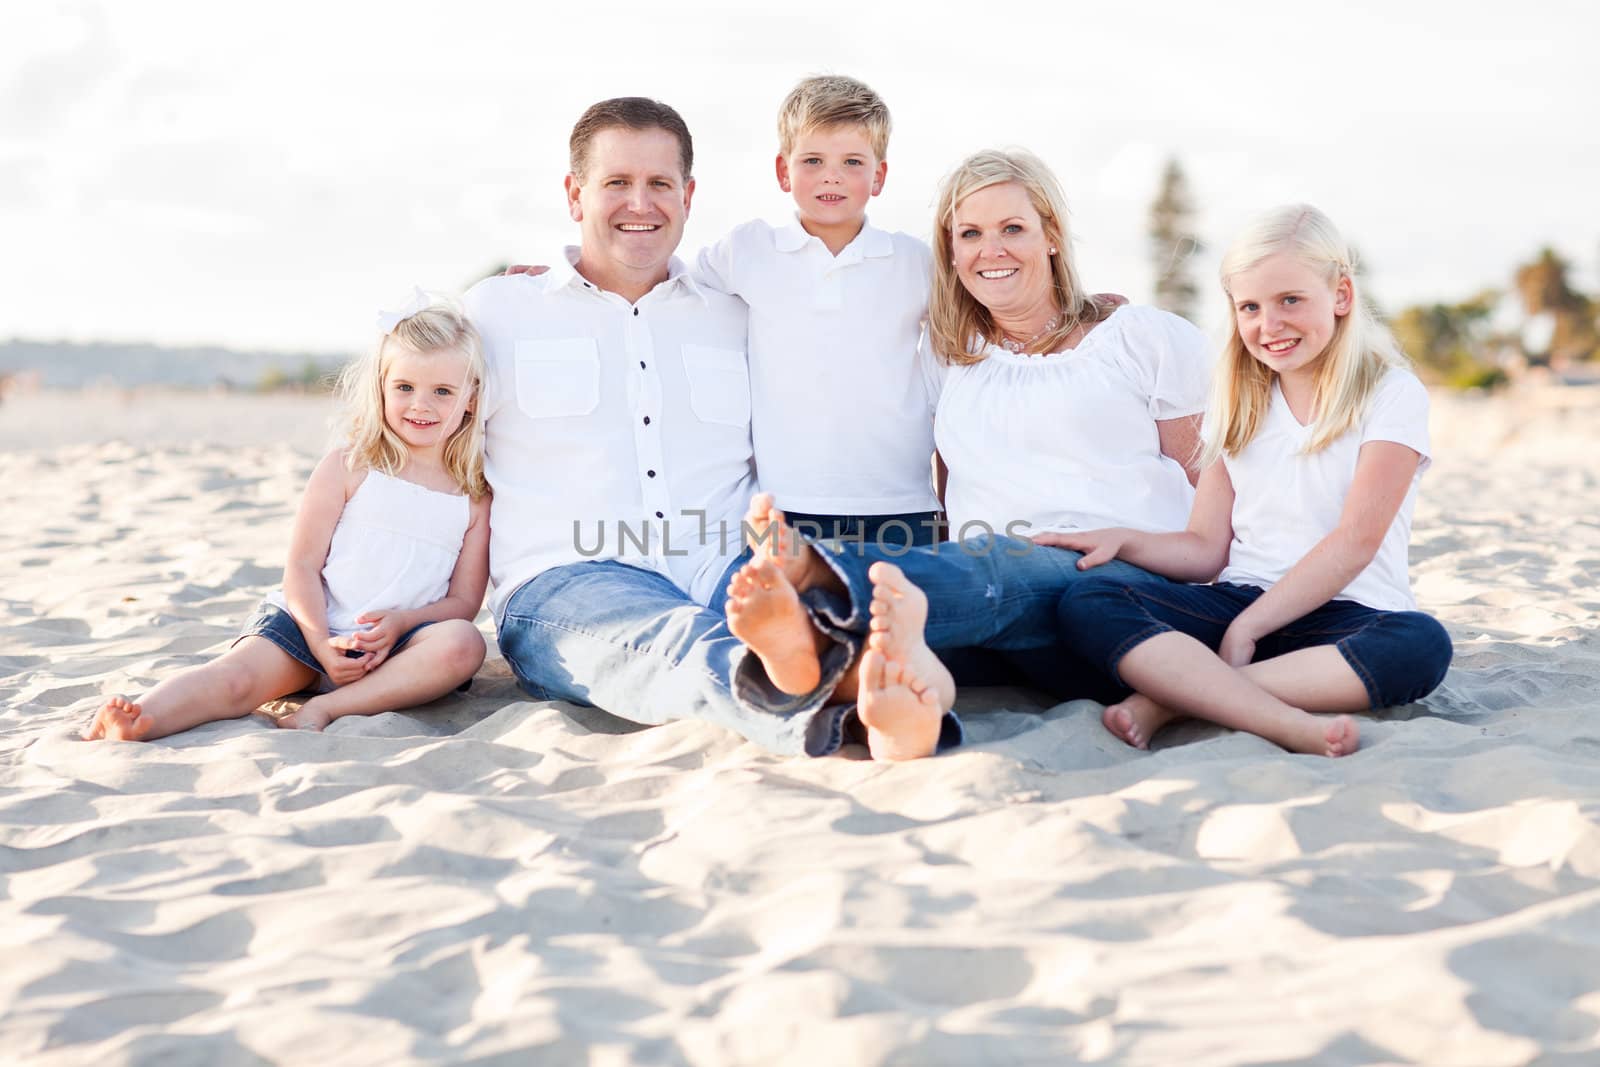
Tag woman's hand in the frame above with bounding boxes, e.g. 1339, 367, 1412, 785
1031, 528, 1130, 569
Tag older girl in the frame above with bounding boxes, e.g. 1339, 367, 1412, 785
1047, 205, 1452, 755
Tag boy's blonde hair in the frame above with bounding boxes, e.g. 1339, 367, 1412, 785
776, 75, 891, 159
928, 149, 1104, 366
336, 300, 489, 500
1202, 204, 1408, 466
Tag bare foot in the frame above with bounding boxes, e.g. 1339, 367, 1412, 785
277, 701, 333, 732
856, 647, 944, 761
743, 493, 832, 594
82, 696, 154, 741
864, 562, 956, 711
1256, 709, 1362, 758
725, 557, 823, 696
1102, 692, 1181, 750
1260, 710, 1363, 758
1319, 715, 1360, 758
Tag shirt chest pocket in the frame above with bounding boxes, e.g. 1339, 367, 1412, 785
681, 345, 751, 428
515, 339, 601, 418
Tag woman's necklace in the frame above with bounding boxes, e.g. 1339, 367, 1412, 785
998, 313, 1062, 354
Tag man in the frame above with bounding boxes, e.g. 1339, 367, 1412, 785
464, 98, 958, 758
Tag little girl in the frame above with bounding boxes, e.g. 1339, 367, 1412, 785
83, 293, 493, 740
1042, 204, 1452, 757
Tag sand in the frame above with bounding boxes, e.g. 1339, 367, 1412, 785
2, 386, 1598, 1066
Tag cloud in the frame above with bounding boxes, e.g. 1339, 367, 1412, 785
0, 4, 116, 139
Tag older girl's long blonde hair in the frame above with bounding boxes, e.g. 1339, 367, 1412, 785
927, 149, 1105, 366
1201, 204, 1408, 467
335, 301, 489, 499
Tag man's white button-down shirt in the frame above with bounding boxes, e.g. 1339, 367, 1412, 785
696, 218, 939, 516
465, 249, 757, 621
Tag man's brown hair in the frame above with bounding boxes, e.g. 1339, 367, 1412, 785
569, 97, 694, 181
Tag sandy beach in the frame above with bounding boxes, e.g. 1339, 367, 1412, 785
2, 386, 1598, 1066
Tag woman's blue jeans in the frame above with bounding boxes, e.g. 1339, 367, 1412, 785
803, 533, 1169, 701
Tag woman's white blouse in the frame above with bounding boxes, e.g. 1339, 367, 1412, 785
924, 305, 1211, 540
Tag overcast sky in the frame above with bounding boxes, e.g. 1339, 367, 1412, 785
6, 0, 1596, 352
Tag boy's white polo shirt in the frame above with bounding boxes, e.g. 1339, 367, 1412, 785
695, 218, 939, 516
465, 250, 757, 621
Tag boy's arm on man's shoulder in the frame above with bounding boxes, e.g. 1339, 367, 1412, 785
692, 233, 738, 297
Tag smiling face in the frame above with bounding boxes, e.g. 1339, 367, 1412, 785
948, 181, 1057, 322
565, 126, 694, 295
776, 124, 886, 242
1227, 251, 1353, 382
382, 345, 473, 457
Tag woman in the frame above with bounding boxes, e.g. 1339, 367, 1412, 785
727, 147, 1212, 724
909, 148, 1210, 697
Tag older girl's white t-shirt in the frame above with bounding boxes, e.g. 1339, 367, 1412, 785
1217, 368, 1431, 612
923, 305, 1210, 540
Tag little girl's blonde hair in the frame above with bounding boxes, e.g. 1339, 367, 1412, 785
1201, 204, 1409, 467
335, 299, 489, 499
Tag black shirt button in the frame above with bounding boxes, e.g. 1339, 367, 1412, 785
647, 470, 656, 478
643, 416, 651, 425
632, 308, 639, 316
639, 361, 646, 369
655, 511, 664, 519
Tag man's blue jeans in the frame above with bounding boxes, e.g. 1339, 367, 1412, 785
497, 555, 962, 757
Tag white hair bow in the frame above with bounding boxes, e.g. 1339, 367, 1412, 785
375, 286, 432, 333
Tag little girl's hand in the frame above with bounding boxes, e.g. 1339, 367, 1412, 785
320, 638, 374, 686
349, 612, 406, 670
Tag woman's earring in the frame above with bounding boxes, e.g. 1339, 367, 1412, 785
1049, 247, 1057, 255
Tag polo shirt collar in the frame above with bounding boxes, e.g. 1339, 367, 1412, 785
552, 246, 707, 305
545, 246, 585, 290
774, 216, 895, 260
663, 256, 709, 305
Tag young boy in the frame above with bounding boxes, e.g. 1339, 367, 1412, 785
694, 75, 940, 550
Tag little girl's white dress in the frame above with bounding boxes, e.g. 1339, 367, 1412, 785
242, 469, 471, 679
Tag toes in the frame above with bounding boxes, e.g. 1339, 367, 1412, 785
1103, 705, 1140, 748
1327, 716, 1359, 757
867, 561, 908, 592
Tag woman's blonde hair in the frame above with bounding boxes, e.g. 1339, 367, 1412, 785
1201, 204, 1408, 466
335, 300, 489, 499
928, 149, 1104, 366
